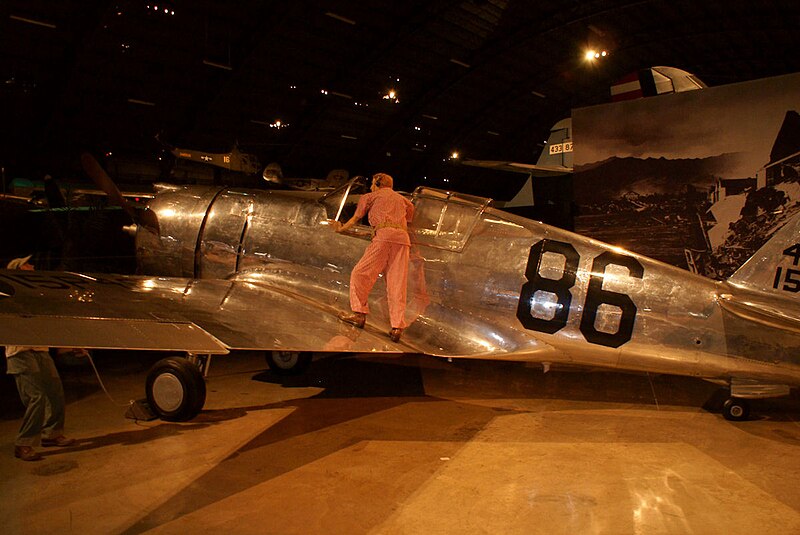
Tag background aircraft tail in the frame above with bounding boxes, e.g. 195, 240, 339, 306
534, 118, 573, 170
727, 211, 800, 294
461, 119, 573, 177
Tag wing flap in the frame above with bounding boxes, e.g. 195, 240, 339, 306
0, 315, 229, 353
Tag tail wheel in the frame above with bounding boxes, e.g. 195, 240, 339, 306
722, 397, 750, 421
265, 351, 312, 375
145, 357, 206, 421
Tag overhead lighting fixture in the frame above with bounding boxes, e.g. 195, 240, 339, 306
383, 89, 399, 103
127, 98, 156, 106
487, 131, 500, 136
584, 49, 609, 61
329, 90, 352, 99
270, 120, 288, 129
422, 114, 438, 120
146, 5, 175, 15
10, 14, 56, 29
531, 90, 546, 98
341, 134, 358, 140
450, 58, 471, 68
203, 59, 233, 71
325, 12, 356, 25
250, 119, 270, 126
450, 151, 460, 160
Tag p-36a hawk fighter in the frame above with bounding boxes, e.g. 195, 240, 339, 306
1, 153, 799, 422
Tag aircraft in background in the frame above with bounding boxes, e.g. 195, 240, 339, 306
162, 139, 262, 175
610, 66, 707, 102
461, 67, 706, 211
463, 118, 573, 211
261, 162, 350, 191
1, 152, 799, 423
157, 136, 349, 191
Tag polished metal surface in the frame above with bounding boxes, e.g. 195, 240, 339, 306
2, 176, 800, 395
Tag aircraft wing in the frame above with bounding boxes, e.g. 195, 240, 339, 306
0, 267, 559, 359
462, 160, 572, 176
0, 269, 404, 355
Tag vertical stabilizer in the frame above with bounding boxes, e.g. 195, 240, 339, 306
727, 211, 800, 295
535, 118, 573, 170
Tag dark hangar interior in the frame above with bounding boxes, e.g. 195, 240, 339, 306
4, 3, 800, 533
3, 0, 800, 196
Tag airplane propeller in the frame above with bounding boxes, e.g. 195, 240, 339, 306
80, 152, 160, 234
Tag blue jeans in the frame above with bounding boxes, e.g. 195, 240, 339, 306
6, 350, 66, 447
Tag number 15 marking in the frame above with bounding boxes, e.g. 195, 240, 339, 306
516, 239, 644, 348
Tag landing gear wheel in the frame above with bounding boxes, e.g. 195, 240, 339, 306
265, 351, 312, 375
145, 357, 206, 421
723, 397, 750, 421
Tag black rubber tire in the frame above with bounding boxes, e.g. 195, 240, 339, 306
722, 397, 750, 421
265, 351, 312, 375
145, 357, 206, 421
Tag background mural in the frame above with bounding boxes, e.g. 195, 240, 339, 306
572, 72, 800, 278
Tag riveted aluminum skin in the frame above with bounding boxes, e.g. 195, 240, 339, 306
2, 176, 800, 392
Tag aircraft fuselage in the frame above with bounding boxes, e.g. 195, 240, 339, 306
134, 181, 800, 389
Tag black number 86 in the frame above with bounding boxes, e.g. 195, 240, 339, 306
516, 239, 644, 348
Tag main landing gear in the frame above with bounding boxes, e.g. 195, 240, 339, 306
145, 354, 210, 421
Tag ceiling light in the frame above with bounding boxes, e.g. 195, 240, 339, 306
450, 58, 470, 68
383, 90, 399, 103
584, 49, 609, 62
341, 134, 357, 140
270, 120, 288, 129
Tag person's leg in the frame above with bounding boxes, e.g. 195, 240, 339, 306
349, 241, 389, 314
38, 352, 66, 440
385, 243, 410, 329
13, 372, 46, 448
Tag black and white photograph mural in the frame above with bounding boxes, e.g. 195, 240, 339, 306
572, 72, 800, 278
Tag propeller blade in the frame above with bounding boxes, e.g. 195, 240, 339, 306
80, 152, 159, 234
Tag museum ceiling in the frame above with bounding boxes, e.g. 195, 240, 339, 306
2, 0, 799, 193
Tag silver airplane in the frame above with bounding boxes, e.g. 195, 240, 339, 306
1, 156, 799, 422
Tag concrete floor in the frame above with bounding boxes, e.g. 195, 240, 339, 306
2, 351, 800, 535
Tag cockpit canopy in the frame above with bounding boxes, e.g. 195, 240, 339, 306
320, 177, 492, 252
